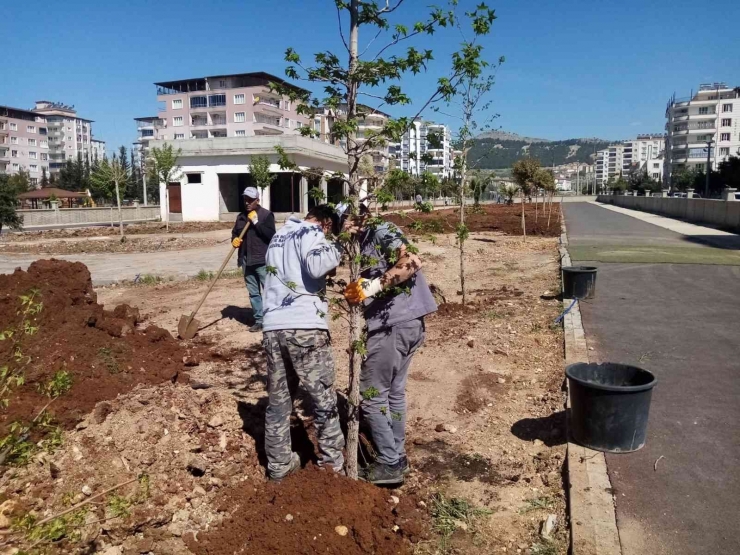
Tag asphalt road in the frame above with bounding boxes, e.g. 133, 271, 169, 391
563, 202, 740, 555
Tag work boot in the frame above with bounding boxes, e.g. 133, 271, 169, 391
359, 462, 404, 486
269, 452, 301, 482
249, 323, 263, 333
398, 455, 411, 475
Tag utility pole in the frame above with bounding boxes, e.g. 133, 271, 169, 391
705, 139, 714, 198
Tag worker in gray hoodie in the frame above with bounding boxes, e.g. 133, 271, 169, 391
261, 205, 344, 480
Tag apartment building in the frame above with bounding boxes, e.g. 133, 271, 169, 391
665, 82, 740, 184
32, 101, 97, 175
91, 139, 106, 161
0, 105, 50, 185
622, 134, 665, 174
133, 116, 165, 165
595, 145, 624, 187
154, 72, 311, 142
398, 118, 454, 179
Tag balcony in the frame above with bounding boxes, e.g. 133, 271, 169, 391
191, 118, 209, 128
689, 112, 716, 119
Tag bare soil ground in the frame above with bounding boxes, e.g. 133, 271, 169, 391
3, 222, 233, 242
385, 203, 561, 237
0, 231, 567, 555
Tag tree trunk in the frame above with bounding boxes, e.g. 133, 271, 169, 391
114, 179, 124, 237
547, 192, 553, 229
534, 188, 538, 222
459, 172, 466, 306
521, 191, 527, 242
344, 0, 362, 481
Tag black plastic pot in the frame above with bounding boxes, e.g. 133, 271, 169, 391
562, 266, 597, 299
566, 362, 657, 453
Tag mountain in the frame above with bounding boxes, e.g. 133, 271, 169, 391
467, 133, 613, 169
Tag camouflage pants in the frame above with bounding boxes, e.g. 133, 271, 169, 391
263, 329, 344, 478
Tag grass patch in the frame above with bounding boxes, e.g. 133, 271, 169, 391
531, 540, 558, 555
194, 268, 242, 282
137, 273, 164, 286
97, 347, 120, 374
107, 494, 131, 518
431, 492, 492, 549
519, 495, 554, 514
484, 310, 504, 320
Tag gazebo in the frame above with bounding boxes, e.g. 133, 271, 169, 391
18, 188, 88, 209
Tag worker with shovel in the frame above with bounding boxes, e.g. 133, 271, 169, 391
231, 187, 276, 332
343, 206, 437, 486
261, 205, 345, 480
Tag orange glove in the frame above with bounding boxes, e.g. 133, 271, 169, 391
344, 278, 383, 305
231, 237, 242, 248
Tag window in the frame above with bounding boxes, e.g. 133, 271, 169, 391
11, 150, 18, 157
218, 80, 226, 88
30, 164, 38, 172
174, 133, 185, 140
10, 123, 17, 131
0, 122, 4, 130
172, 99, 183, 109
208, 94, 226, 107
27, 126, 36, 133
190, 96, 207, 109
314, 118, 321, 132
29, 152, 37, 159
28, 139, 36, 146
719, 147, 730, 156
696, 134, 711, 142
235, 130, 246, 137
720, 133, 731, 141
234, 112, 246, 123
10, 136, 18, 144
30, 178, 38, 186
173, 116, 183, 127
284, 100, 291, 111
721, 118, 732, 127
722, 104, 733, 113
40, 140, 48, 148
653, 163, 660, 169
12, 163, 19, 170
40, 153, 48, 161
39, 127, 47, 135
234, 94, 245, 104
284, 119, 291, 128
698, 107, 712, 115
187, 173, 202, 184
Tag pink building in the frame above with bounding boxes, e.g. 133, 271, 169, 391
153, 72, 312, 142
0, 105, 50, 186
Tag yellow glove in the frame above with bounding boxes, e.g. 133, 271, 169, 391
247, 210, 259, 225
231, 237, 242, 248
344, 278, 383, 305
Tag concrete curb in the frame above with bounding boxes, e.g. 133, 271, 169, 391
559, 209, 622, 555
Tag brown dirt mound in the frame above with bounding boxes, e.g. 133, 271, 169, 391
385, 203, 560, 236
186, 465, 428, 555
3, 221, 233, 242
0, 259, 188, 435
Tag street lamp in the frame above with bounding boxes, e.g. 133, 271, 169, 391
704, 139, 714, 198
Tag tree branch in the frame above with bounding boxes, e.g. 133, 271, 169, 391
336, 3, 350, 54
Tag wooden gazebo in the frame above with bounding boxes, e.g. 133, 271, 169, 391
18, 188, 88, 209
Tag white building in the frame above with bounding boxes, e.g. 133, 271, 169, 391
32, 101, 98, 175
622, 134, 665, 174
90, 139, 106, 161
595, 144, 625, 187
398, 118, 454, 179
150, 135, 352, 222
665, 82, 740, 184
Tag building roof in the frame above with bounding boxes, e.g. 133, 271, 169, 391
134, 116, 160, 122
0, 105, 44, 120
154, 71, 309, 95
18, 187, 87, 200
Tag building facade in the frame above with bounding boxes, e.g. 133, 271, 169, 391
0, 105, 49, 184
154, 72, 312, 142
595, 144, 625, 187
622, 134, 665, 174
398, 118, 454, 179
665, 83, 740, 184
32, 101, 98, 176
90, 139, 106, 161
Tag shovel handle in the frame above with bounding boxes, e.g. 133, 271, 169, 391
186, 221, 251, 326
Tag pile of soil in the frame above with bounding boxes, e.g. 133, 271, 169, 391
385, 204, 560, 237
0, 259, 189, 434
186, 465, 428, 555
0, 235, 223, 255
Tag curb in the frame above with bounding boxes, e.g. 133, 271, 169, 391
559, 210, 622, 555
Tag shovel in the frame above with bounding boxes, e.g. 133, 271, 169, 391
177, 221, 250, 340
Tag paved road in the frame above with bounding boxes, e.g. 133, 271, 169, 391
563, 202, 740, 555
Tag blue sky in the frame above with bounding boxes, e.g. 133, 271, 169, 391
2, 0, 738, 153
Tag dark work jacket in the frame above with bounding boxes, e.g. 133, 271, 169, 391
231, 206, 276, 267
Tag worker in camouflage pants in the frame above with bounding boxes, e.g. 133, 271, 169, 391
261, 205, 345, 480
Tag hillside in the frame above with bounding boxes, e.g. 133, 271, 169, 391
468, 137, 612, 169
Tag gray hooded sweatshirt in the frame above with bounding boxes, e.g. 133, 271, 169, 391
262, 216, 342, 332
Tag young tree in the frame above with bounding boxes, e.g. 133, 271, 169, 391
147, 143, 182, 230
8, 169, 31, 193
0, 176, 24, 234
512, 158, 540, 241
274, 0, 499, 479
90, 158, 128, 237
40, 167, 49, 189
248, 155, 277, 197
718, 156, 740, 190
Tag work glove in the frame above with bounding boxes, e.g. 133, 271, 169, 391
344, 278, 383, 305
231, 237, 242, 248
247, 210, 259, 225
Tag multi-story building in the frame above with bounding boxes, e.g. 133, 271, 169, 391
0, 105, 50, 185
154, 72, 311, 142
399, 118, 454, 179
32, 101, 97, 175
665, 82, 740, 184
133, 116, 165, 165
90, 139, 106, 161
595, 144, 625, 187
622, 134, 665, 174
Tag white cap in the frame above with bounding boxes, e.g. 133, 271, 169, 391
242, 186, 259, 199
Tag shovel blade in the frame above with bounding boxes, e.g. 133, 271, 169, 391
178, 314, 201, 340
